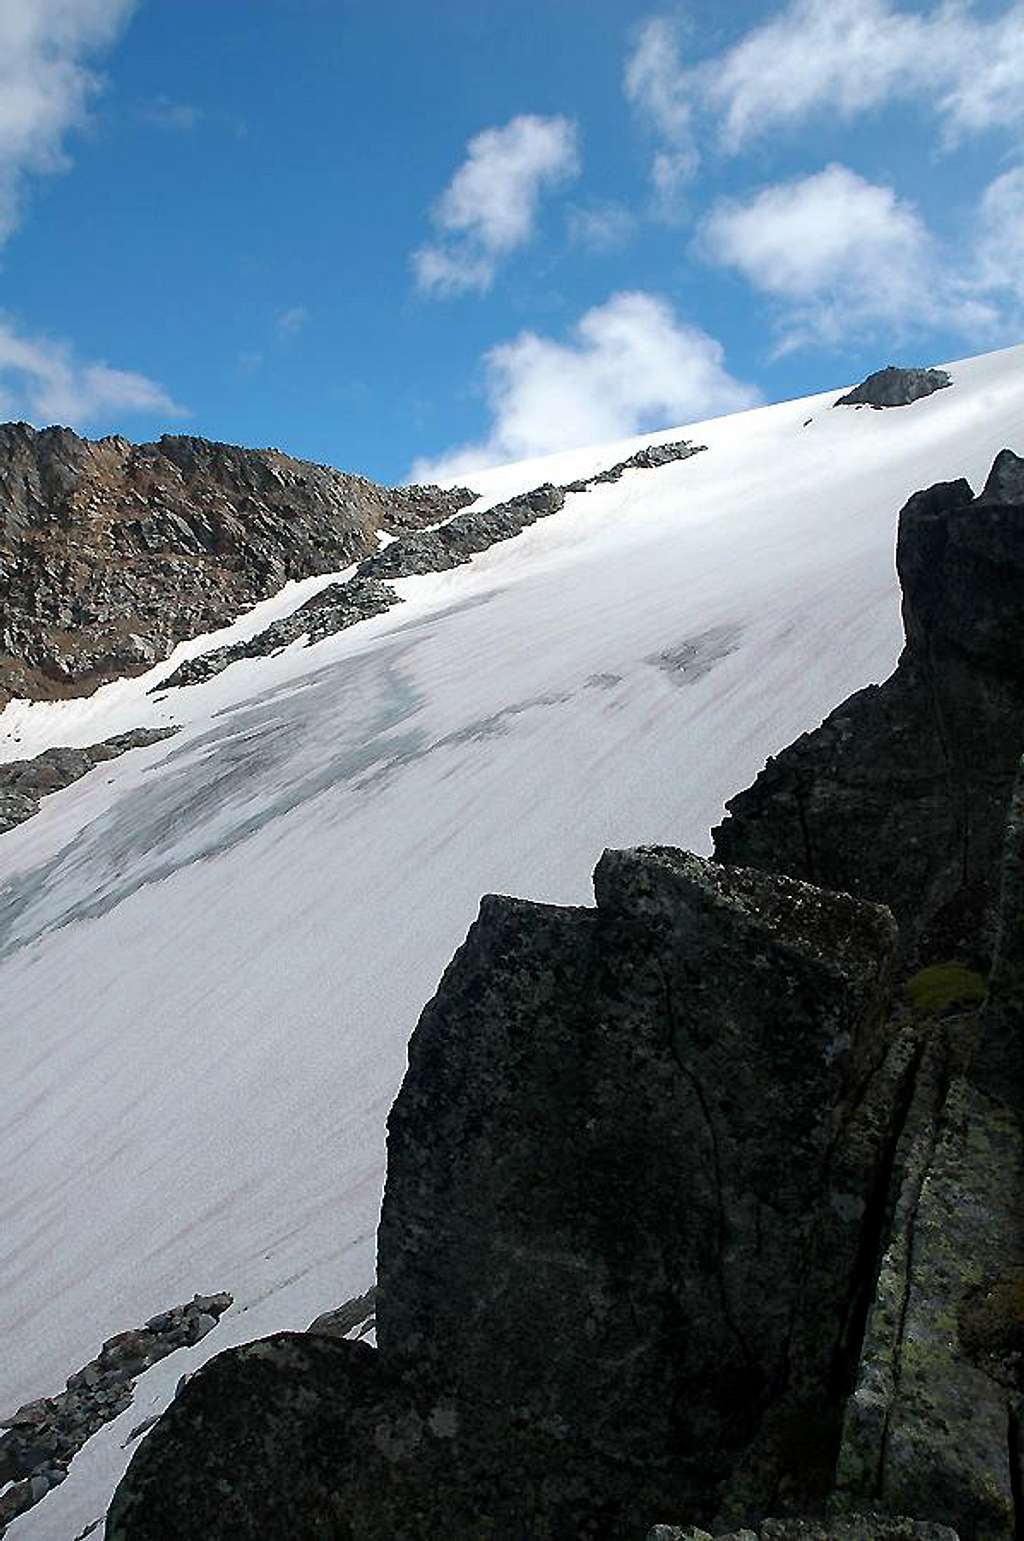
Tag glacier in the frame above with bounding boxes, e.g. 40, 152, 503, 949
2, 342, 1023, 1537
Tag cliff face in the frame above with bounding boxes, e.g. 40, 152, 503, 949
0, 422, 472, 705
714, 451, 1024, 967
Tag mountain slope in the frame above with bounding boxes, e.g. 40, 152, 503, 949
0, 423, 471, 706
2, 342, 1022, 1539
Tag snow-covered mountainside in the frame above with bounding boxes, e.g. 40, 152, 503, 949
2, 343, 1023, 1537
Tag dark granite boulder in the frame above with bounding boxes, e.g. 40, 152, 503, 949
377, 848, 900, 1529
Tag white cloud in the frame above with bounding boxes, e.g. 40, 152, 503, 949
705, 0, 951, 149
941, 6, 1024, 138
567, 201, 636, 252
624, 16, 698, 214
276, 304, 309, 338
409, 290, 758, 481
698, 163, 994, 351
0, 0, 137, 243
627, 2, 1024, 169
0, 317, 186, 428
414, 114, 580, 296
974, 165, 1024, 306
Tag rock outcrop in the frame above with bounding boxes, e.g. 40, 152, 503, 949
714, 451, 1024, 967
355, 482, 569, 580
0, 727, 178, 835
834, 367, 952, 409
0, 421, 474, 705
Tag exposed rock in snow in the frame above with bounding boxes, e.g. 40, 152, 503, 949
358, 441, 704, 582
153, 581, 399, 691
156, 439, 706, 692
0, 727, 178, 835
0, 1294, 230, 1534
306, 1286, 377, 1341
834, 366, 952, 409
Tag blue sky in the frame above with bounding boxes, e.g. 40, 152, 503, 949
0, 0, 1021, 483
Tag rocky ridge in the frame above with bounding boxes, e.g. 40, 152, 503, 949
0, 727, 178, 835
152, 438, 707, 692
0, 423, 706, 709
151, 579, 398, 691
0, 1293, 231, 1535
0, 421, 474, 706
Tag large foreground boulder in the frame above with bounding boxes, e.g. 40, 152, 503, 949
108, 849, 902, 1539
377, 847, 899, 1531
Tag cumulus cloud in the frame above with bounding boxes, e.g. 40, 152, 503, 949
974, 165, 1024, 309
706, 0, 955, 149
627, 2, 1024, 168
0, 317, 186, 428
413, 114, 580, 296
623, 16, 698, 214
698, 163, 994, 352
409, 290, 758, 481
941, 6, 1024, 138
0, 0, 137, 244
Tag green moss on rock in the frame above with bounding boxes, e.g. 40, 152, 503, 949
905, 963, 986, 1018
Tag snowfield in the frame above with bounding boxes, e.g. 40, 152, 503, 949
2, 343, 1023, 1537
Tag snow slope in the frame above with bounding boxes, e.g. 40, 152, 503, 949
2, 343, 1023, 1537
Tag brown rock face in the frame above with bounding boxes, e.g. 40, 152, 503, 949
0, 421, 473, 705
713, 451, 1024, 967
